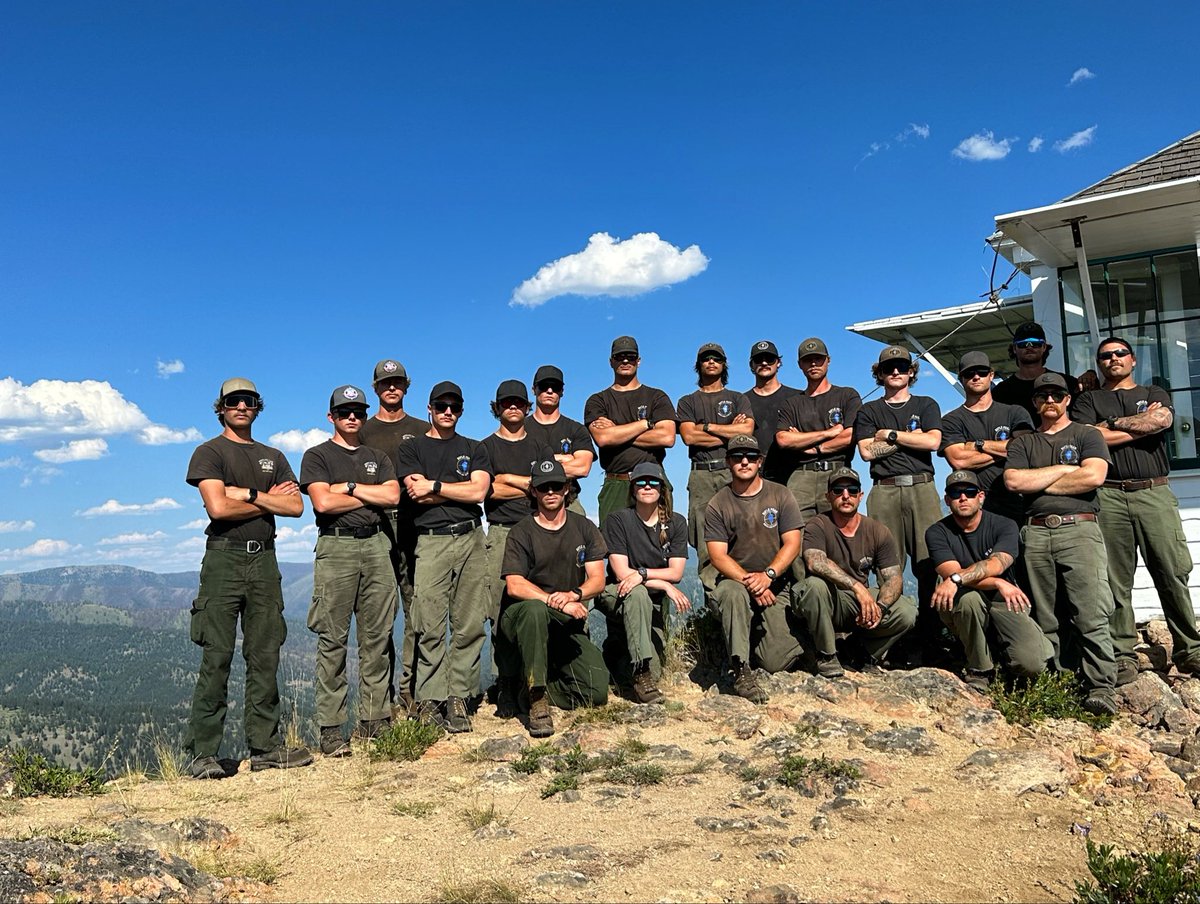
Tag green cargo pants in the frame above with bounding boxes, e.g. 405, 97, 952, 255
936, 589, 1051, 676
711, 577, 805, 672
412, 528, 488, 702
865, 481, 943, 588
597, 476, 630, 528
687, 467, 732, 588
594, 584, 673, 685
185, 547, 287, 758
498, 598, 609, 708
786, 468, 834, 524
794, 578, 917, 663
1099, 484, 1200, 666
307, 532, 397, 727
382, 510, 419, 704
1021, 520, 1117, 696
483, 523, 520, 682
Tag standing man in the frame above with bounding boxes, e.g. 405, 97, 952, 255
705, 434, 807, 704
744, 340, 800, 486
500, 459, 610, 738
358, 359, 427, 715
774, 337, 862, 522
993, 322, 1080, 421
585, 336, 677, 527
184, 378, 312, 777
396, 381, 492, 733
676, 342, 754, 585
1073, 336, 1200, 680
524, 364, 596, 517
1005, 372, 1117, 716
925, 471, 1050, 691
301, 385, 401, 756
797, 467, 918, 675
939, 352, 1034, 525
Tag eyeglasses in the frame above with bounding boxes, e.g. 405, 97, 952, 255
1014, 339, 1046, 349
499, 398, 528, 409
1033, 391, 1068, 404
699, 355, 725, 364
961, 368, 992, 381
830, 484, 861, 496
332, 407, 365, 420
535, 382, 563, 395
1097, 348, 1133, 362
222, 393, 261, 409
946, 486, 981, 499
612, 353, 638, 363
535, 482, 566, 493
375, 379, 407, 390
882, 361, 912, 375
431, 400, 463, 414
633, 478, 663, 489
727, 451, 761, 463
751, 355, 779, 366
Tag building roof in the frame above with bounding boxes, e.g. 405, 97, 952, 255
1064, 130, 1200, 201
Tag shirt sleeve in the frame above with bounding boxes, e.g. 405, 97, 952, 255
675, 393, 696, 424
1079, 425, 1112, 464
802, 518, 828, 554
582, 392, 607, 426
186, 444, 223, 486
777, 491, 804, 534
602, 511, 629, 556
842, 390, 862, 431
667, 513, 689, 559
924, 520, 955, 567
776, 396, 801, 431
395, 438, 420, 480
583, 519, 608, 562
500, 523, 533, 578
874, 524, 901, 573
469, 439, 493, 477
1072, 391, 1099, 425
299, 447, 329, 492
651, 389, 678, 421
854, 402, 879, 441
990, 516, 1020, 561
939, 410, 968, 450
1149, 384, 1173, 409
374, 451, 397, 484
704, 501, 730, 544
735, 393, 754, 418
1011, 405, 1035, 433
919, 396, 943, 431
1005, 435, 1031, 471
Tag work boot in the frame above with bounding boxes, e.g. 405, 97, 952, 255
249, 745, 314, 771
527, 686, 555, 738
392, 688, 415, 721
816, 654, 845, 679
355, 718, 391, 740
1082, 693, 1119, 717
320, 726, 352, 757
190, 755, 226, 780
963, 668, 993, 694
631, 662, 666, 704
1177, 655, 1200, 675
495, 678, 521, 719
446, 696, 473, 733
732, 662, 769, 704
1115, 659, 1139, 686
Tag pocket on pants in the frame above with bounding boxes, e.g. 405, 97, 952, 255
307, 590, 325, 634
189, 596, 208, 646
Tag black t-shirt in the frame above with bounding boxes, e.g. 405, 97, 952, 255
854, 395, 942, 479
802, 513, 899, 588
583, 385, 677, 474
1072, 384, 1171, 480
993, 371, 1081, 422
395, 433, 491, 529
602, 507, 688, 582
299, 440, 397, 531
676, 388, 755, 463
925, 511, 1019, 583
1005, 422, 1111, 516
479, 432, 551, 526
186, 436, 297, 542
744, 384, 801, 482
524, 413, 596, 461
501, 512, 607, 601
704, 479, 803, 573
775, 385, 862, 469
358, 414, 428, 475
939, 401, 1034, 498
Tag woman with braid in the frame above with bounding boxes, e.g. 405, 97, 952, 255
596, 462, 692, 703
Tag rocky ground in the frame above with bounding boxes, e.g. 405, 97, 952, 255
2, 621, 1200, 903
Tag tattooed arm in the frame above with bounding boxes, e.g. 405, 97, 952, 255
806, 547, 882, 628
857, 437, 899, 461
876, 564, 904, 609
1095, 402, 1173, 447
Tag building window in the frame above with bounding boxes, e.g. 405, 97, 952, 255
1060, 248, 1200, 470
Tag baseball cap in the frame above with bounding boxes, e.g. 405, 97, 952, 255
750, 340, 780, 359
611, 336, 639, 356
533, 364, 564, 387
957, 351, 992, 374
877, 345, 912, 365
798, 337, 829, 358
530, 458, 568, 488
726, 434, 760, 453
329, 385, 369, 410
630, 462, 666, 483
696, 342, 726, 361
827, 466, 862, 489
219, 377, 259, 399
429, 380, 464, 403
1013, 322, 1047, 342
373, 359, 408, 383
495, 379, 530, 404
945, 469, 981, 490
1097, 336, 1134, 356
1032, 372, 1069, 393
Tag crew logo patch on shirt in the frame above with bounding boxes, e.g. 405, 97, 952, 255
1135, 400, 1149, 414
828, 407, 843, 427
717, 399, 733, 419
907, 414, 921, 432
402, 433, 416, 442
259, 459, 275, 473
1058, 444, 1080, 465
575, 544, 587, 567
636, 404, 649, 420
364, 460, 378, 476
994, 425, 1010, 441
858, 556, 874, 574
762, 507, 779, 528
456, 455, 471, 476
560, 437, 572, 453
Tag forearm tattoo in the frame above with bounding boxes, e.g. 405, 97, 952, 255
1114, 407, 1173, 435
960, 552, 1012, 586
804, 549, 859, 592
865, 440, 898, 459
877, 564, 903, 606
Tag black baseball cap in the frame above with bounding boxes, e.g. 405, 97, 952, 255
611, 336, 639, 356
429, 380, 464, 402
798, 337, 829, 358
1013, 322, 1047, 342
750, 340, 779, 359
329, 385, 369, 411
495, 379, 529, 404
726, 434, 760, 453
957, 351, 991, 374
945, 469, 981, 490
530, 458, 568, 488
630, 462, 666, 482
1033, 372, 1069, 393
533, 365, 564, 387
827, 466, 862, 488
697, 342, 726, 361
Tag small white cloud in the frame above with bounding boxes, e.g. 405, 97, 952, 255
138, 424, 202, 445
1068, 67, 1096, 87
178, 518, 208, 530
951, 131, 1016, 162
510, 232, 709, 308
858, 122, 931, 165
20, 465, 60, 487
0, 520, 35, 533
0, 457, 20, 468
269, 428, 329, 453
97, 530, 168, 546
1028, 136, 1044, 153
79, 497, 182, 517
1054, 125, 1097, 153
156, 359, 185, 379
0, 538, 78, 561
33, 438, 109, 464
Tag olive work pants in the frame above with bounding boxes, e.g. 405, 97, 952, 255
1099, 485, 1200, 666
381, 509, 419, 703
597, 476, 629, 529
594, 584, 672, 685
865, 481, 942, 593
786, 468, 835, 524
794, 578, 917, 663
483, 522, 520, 682
1021, 520, 1117, 696
412, 528, 488, 702
711, 577, 805, 673
185, 548, 286, 758
687, 467, 732, 588
935, 589, 1051, 676
498, 599, 610, 709
307, 532, 397, 727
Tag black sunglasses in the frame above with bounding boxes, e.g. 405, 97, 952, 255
535, 382, 563, 394
727, 451, 761, 463
830, 484, 861, 496
961, 368, 992, 381
612, 353, 638, 363
882, 361, 912, 374
1033, 390, 1068, 403
332, 407, 365, 420
535, 482, 566, 493
946, 486, 981, 499
222, 393, 262, 409
431, 400, 463, 414
633, 478, 663, 489
751, 355, 779, 366
1097, 348, 1133, 362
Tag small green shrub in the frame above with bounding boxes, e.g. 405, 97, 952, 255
605, 762, 665, 786
461, 800, 507, 831
17, 824, 118, 844
617, 736, 649, 758
391, 800, 436, 818
990, 671, 1114, 729
7, 748, 105, 798
1074, 835, 1200, 903
368, 720, 444, 762
437, 877, 524, 903
738, 765, 764, 782
540, 773, 580, 799
569, 701, 633, 726
777, 755, 861, 789
671, 608, 726, 673
511, 743, 556, 774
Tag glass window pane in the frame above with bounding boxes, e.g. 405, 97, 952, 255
1060, 265, 1108, 333
1065, 332, 1097, 382
1156, 251, 1200, 316
1167, 389, 1200, 463
1105, 258, 1156, 330
1161, 318, 1200, 392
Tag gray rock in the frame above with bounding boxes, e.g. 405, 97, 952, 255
1117, 672, 1184, 729
1165, 756, 1200, 782
112, 818, 232, 847
884, 667, 978, 712
936, 706, 1013, 746
740, 781, 771, 801
531, 844, 603, 861
1143, 731, 1185, 758
755, 734, 811, 759
680, 775, 703, 786
765, 794, 793, 811
1181, 735, 1200, 764
536, 871, 590, 888
693, 694, 758, 719
1178, 680, 1200, 715
758, 814, 789, 828
695, 816, 758, 832
647, 744, 694, 761
481, 767, 518, 786
757, 849, 789, 863
557, 790, 582, 802
474, 735, 530, 762
787, 835, 810, 847
618, 703, 668, 727
473, 825, 516, 840
718, 752, 749, 768
957, 747, 1072, 797
729, 713, 766, 739
809, 814, 829, 831
863, 725, 937, 756
819, 796, 867, 819
797, 710, 867, 738
746, 884, 802, 904
593, 786, 630, 803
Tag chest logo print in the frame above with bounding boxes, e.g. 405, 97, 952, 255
259, 459, 275, 472
1058, 443, 1080, 465
994, 426, 1010, 441
717, 400, 733, 419
762, 507, 779, 528
576, 544, 587, 566
907, 414, 921, 432
364, 461, 378, 476
828, 407, 843, 427
456, 455, 471, 476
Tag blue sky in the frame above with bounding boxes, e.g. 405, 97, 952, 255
2, 2, 1198, 572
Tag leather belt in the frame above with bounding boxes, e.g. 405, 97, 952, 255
606, 472, 630, 481
1028, 512, 1099, 528
874, 473, 933, 487
798, 461, 836, 472
206, 538, 274, 553
1103, 476, 1169, 492
421, 518, 481, 537
691, 460, 729, 472
319, 525, 381, 539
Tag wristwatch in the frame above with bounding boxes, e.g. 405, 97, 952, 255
432, 480, 443, 495
645, 417, 657, 429
886, 430, 898, 444
571, 587, 584, 601
765, 567, 778, 581
974, 439, 986, 453
950, 573, 963, 586
1106, 416, 1119, 430
701, 421, 711, 434
637, 566, 648, 581
346, 482, 357, 496
247, 487, 258, 503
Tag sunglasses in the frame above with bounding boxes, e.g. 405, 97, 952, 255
751, 355, 779, 366
499, 398, 529, 409
1014, 339, 1046, 349
946, 486, 981, 499
612, 353, 638, 363
222, 393, 261, 409
1097, 348, 1133, 362
699, 354, 725, 363
1033, 391, 1068, 404
332, 407, 365, 420
535, 382, 563, 394
961, 368, 992, 380
535, 482, 566, 493
882, 361, 912, 374
727, 451, 761, 463
431, 400, 463, 414
633, 478, 663, 489
830, 484, 861, 496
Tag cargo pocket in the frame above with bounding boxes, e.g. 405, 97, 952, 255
307, 590, 324, 635
189, 596, 208, 646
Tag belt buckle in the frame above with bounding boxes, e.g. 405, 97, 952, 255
1044, 513, 1063, 529
246, 540, 264, 554
894, 474, 914, 487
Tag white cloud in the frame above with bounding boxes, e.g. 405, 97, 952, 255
0, 377, 200, 447
951, 131, 1016, 162
1068, 67, 1096, 87
156, 359, 185, 379
510, 232, 709, 308
0, 520, 35, 533
269, 428, 329, 453
858, 122, 930, 165
178, 518, 208, 530
97, 530, 168, 546
275, 523, 318, 557
79, 497, 183, 517
1054, 125, 1097, 153
33, 438, 109, 464
1028, 136, 1044, 153
20, 465, 60, 487
0, 457, 20, 468
0, 538, 78, 562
